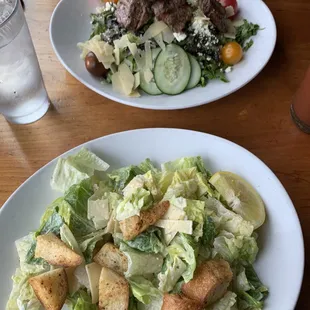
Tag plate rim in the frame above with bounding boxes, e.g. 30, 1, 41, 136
49, 0, 277, 110
0, 128, 304, 309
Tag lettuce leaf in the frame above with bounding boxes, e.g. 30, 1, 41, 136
213, 231, 258, 264
67, 289, 96, 310
207, 291, 237, 310
51, 147, 109, 193
205, 198, 254, 237
125, 227, 165, 254
138, 158, 159, 174
77, 230, 107, 263
6, 269, 41, 310
129, 276, 162, 304
120, 243, 163, 277
116, 188, 153, 221
108, 165, 144, 193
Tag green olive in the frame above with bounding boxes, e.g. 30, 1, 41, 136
84, 52, 108, 77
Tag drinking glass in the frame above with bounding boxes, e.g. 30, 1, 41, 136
0, 0, 50, 124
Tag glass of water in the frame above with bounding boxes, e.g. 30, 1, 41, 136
0, 0, 50, 124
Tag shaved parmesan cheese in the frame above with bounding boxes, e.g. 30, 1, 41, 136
162, 27, 175, 43
134, 72, 140, 89
114, 35, 130, 49
225, 5, 235, 18
144, 68, 154, 84
224, 19, 236, 39
112, 63, 135, 96
129, 90, 141, 97
114, 46, 120, 65
155, 219, 193, 235
154, 33, 166, 50
142, 21, 169, 42
145, 41, 152, 69
85, 263, 102, 304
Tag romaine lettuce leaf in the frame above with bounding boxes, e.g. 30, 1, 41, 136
161, 156, 209, 176
202, 216, 216, 247
77, 230, 107, 263
137, 296, 163, 310
236, 265, 268, 310
120, 243, 163, 277
158, 255, 187, 292
108, 165, 144, 193
138, 158, 159, 174
129, 276, 162, 304
51, 148, 109, 193
116, 188, 153, 221
6, 269, 41, 310
206, 291, 237, 310
59, 178, 96, 237
125, 227, 165, 254
164, 179, 198, 200
213, 231, 258, 264
67, 289, 96, 310
205, 198, 254, 237
60, 224, 83, 255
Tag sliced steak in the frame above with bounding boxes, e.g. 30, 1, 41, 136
199, 0, 227, 33
152, 0, 193, 33
116, 0, 153, 31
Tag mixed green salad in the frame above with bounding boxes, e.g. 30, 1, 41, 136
7, 148, 268, 310
78, 0, 260, 97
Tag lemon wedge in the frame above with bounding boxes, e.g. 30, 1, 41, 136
209, 171, 266, 229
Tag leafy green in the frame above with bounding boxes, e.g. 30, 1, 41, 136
139, 158, 159, 174
213, 231, 258, 264
120, 243, 164, 277
207, 291, 237, 310
6, 269, 41, 310
129, 276, 162, 304
198, 57, 229, 83
116, 188, 153, 221
236, 265, 268, 310
202, 216, 216, 246
59, 178, 96, 237
77, 229, 106, 263
108, 165, 144, 193
60, 224, 83, 255
236, 20, 260, 49
126, 227, 165, 254
67, 289, 96, 310
39, 211, 64, 235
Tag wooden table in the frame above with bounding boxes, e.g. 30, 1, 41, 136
0, 0, 309, 307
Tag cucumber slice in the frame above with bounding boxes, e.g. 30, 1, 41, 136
140, 48, 163, 95
186, 54, 202, 90
154, 44, 191, 95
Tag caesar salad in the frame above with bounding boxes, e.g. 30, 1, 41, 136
7, 148, 268, 310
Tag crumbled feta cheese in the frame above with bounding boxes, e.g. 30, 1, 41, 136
96, 2, 115, 13
191, 17, 211, 36
225, 67, 232, 73
206, 56, 211, 61
225, 6, 235, 18
173, 32, 187, 42
105, 2, 112, 11
187, 0, 198, 6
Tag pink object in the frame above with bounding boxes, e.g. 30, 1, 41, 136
291, 66, 310, 133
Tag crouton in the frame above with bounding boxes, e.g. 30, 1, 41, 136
35, 233, 83, 267
28, 268, 68, 310
99, 266, 129, 310
181, 259, 233, 305
161, 294, 204, 310
120, 201, 170, 240
94, 243, 128, 274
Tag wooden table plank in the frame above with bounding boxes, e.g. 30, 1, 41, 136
0, 0, 309, 307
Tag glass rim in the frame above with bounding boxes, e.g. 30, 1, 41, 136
0, 0, 18, 28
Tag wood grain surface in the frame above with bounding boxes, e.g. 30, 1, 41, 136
0, 0, 309, 307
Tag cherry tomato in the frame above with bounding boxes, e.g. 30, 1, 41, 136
85, 52, 108, 77
221, 42, 243, 65
218, 0, 238, 19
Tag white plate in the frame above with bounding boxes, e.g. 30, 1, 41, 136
49, 0, 277, 110
0, 129, 303, 309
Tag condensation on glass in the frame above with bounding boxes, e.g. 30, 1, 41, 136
0, 0, 50, 124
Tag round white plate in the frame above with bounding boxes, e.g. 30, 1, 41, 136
0, 129, 303, 309
49, 0, 277, 110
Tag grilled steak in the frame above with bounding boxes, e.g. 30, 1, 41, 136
199, 0, 227, 33
116, 0, 153, 31
152, 0, 192, 32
